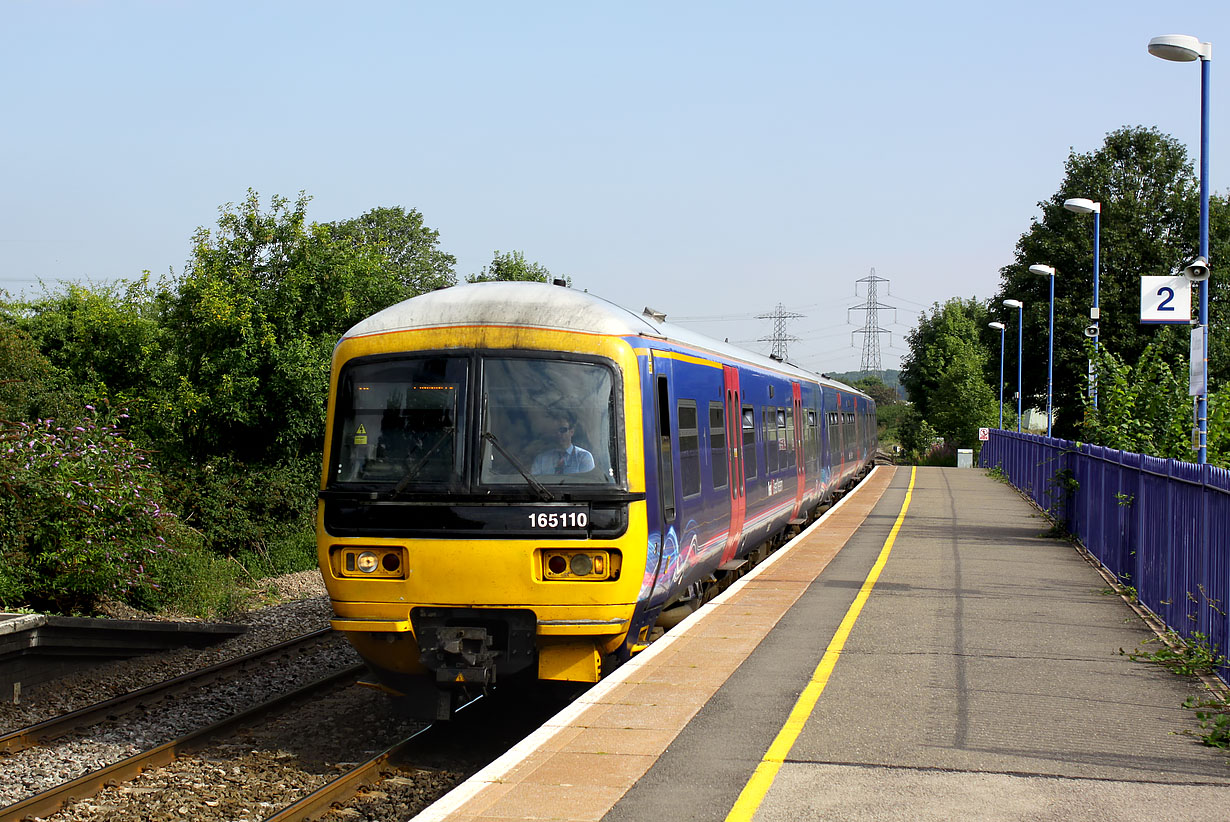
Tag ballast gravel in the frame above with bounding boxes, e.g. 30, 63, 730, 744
0, 570, 335, 734
0, 570, 476, 821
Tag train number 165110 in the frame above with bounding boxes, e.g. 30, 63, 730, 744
528, 511, 589, 529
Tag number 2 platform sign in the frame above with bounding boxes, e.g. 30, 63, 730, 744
1140, 275, 1192, 324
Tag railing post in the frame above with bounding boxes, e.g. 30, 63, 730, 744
1200, 461, 1211, 643
1166, 458, 1176, 632
1135, 453, 1145, 613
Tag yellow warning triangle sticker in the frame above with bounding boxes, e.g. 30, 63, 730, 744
355, 424, 367, 435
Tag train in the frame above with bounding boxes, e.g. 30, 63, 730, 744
316, 280, 877, 718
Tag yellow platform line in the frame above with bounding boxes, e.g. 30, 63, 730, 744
726, 465, 917, 821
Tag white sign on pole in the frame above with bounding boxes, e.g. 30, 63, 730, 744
1140, 275, 1192, 324
1190, 325, 1207, 396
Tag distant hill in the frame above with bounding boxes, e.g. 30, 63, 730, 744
825, 369, 905, 401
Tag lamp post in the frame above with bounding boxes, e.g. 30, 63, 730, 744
989, 321, 1006, 429
1003, 299, 1023, 431
1149, 33, 1212, 464
1063, 197, 1101, 409
1029, 265, 1056, 437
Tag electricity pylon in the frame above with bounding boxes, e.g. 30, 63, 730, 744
849, 268, 896, 375
757, 303, 803, 361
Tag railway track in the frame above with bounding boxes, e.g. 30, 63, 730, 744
0, 627, 337, 755
0, 621, 573, 822
0, 664, 364, 821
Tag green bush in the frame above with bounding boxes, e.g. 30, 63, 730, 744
919, 442, 957, 467
129, 527, 250, 619
236, 528, 317, 580
0, 406, 176, 613
159, 454, 319, 571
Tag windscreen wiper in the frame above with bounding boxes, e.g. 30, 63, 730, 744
481, 431, 554, 502
393, 428, 455, 496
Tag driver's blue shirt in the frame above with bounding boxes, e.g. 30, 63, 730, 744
531, 445, 595, 475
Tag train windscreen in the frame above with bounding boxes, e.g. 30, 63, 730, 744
331, 356, 468, 488
479, 357, 619, 487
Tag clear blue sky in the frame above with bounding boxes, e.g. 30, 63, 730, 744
2, 1, 1226, 374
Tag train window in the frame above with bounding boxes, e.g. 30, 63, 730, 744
764, 407, 778, 474
709, 402, 727, 490
478, 357, 619, 487
742, 405, 757, 480
332, 355, 469, 487
678, 400, 701, 499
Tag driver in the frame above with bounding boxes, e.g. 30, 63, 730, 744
531, 410, 595, 474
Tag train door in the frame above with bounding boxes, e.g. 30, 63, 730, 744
790, 382, 805, 519
637, 351, 683, 609
652, 353, 678, 538
720, 365, 746, 564
836, 391, 848, 482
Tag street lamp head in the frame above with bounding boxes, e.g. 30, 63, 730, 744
1028, 264, 1056, 277
988, 321, 1005, 331
1063, 198, 1101, 214
1003, 299, 1023, 309
1149, 34, 1212, 62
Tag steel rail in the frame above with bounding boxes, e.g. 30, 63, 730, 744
0, 663, 364, 822
0, 627, 336, 755
262, 688, 491, 822
263, 723, 436, 822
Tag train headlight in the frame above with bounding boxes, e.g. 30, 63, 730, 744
569, 553, 593, 576
332, 546, 407, 579
541, 550, 620, 581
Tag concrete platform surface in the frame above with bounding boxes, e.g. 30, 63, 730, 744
414, 466, 1230, 821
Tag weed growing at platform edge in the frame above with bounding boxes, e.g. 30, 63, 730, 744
1183, 697, 1230, 749
1123, 630, 1228, 678
1099, 577, 1138, 603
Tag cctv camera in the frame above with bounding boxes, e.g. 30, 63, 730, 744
1185, 256, 1211, 282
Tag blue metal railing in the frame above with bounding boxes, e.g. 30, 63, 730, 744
980, 430, 1230, 677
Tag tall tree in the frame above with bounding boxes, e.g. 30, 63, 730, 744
326, 206, 457, 295
901, 298, 988, 416
900, 298, 997, 448
162, 191, 439, 462
991, 126, 1227, 439
467, 250, 558, 283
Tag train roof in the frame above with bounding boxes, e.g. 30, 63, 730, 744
343, 281, 869, 398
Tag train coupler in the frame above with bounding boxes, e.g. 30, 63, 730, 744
430, 626, 498, 684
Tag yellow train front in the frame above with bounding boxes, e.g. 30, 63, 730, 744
317, 281, 876, 718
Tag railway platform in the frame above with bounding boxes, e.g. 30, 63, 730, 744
415, 465, 1230, 821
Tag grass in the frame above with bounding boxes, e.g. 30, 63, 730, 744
132, 526, 319, 620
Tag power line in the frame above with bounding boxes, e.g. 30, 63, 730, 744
670, 314, 762, 324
